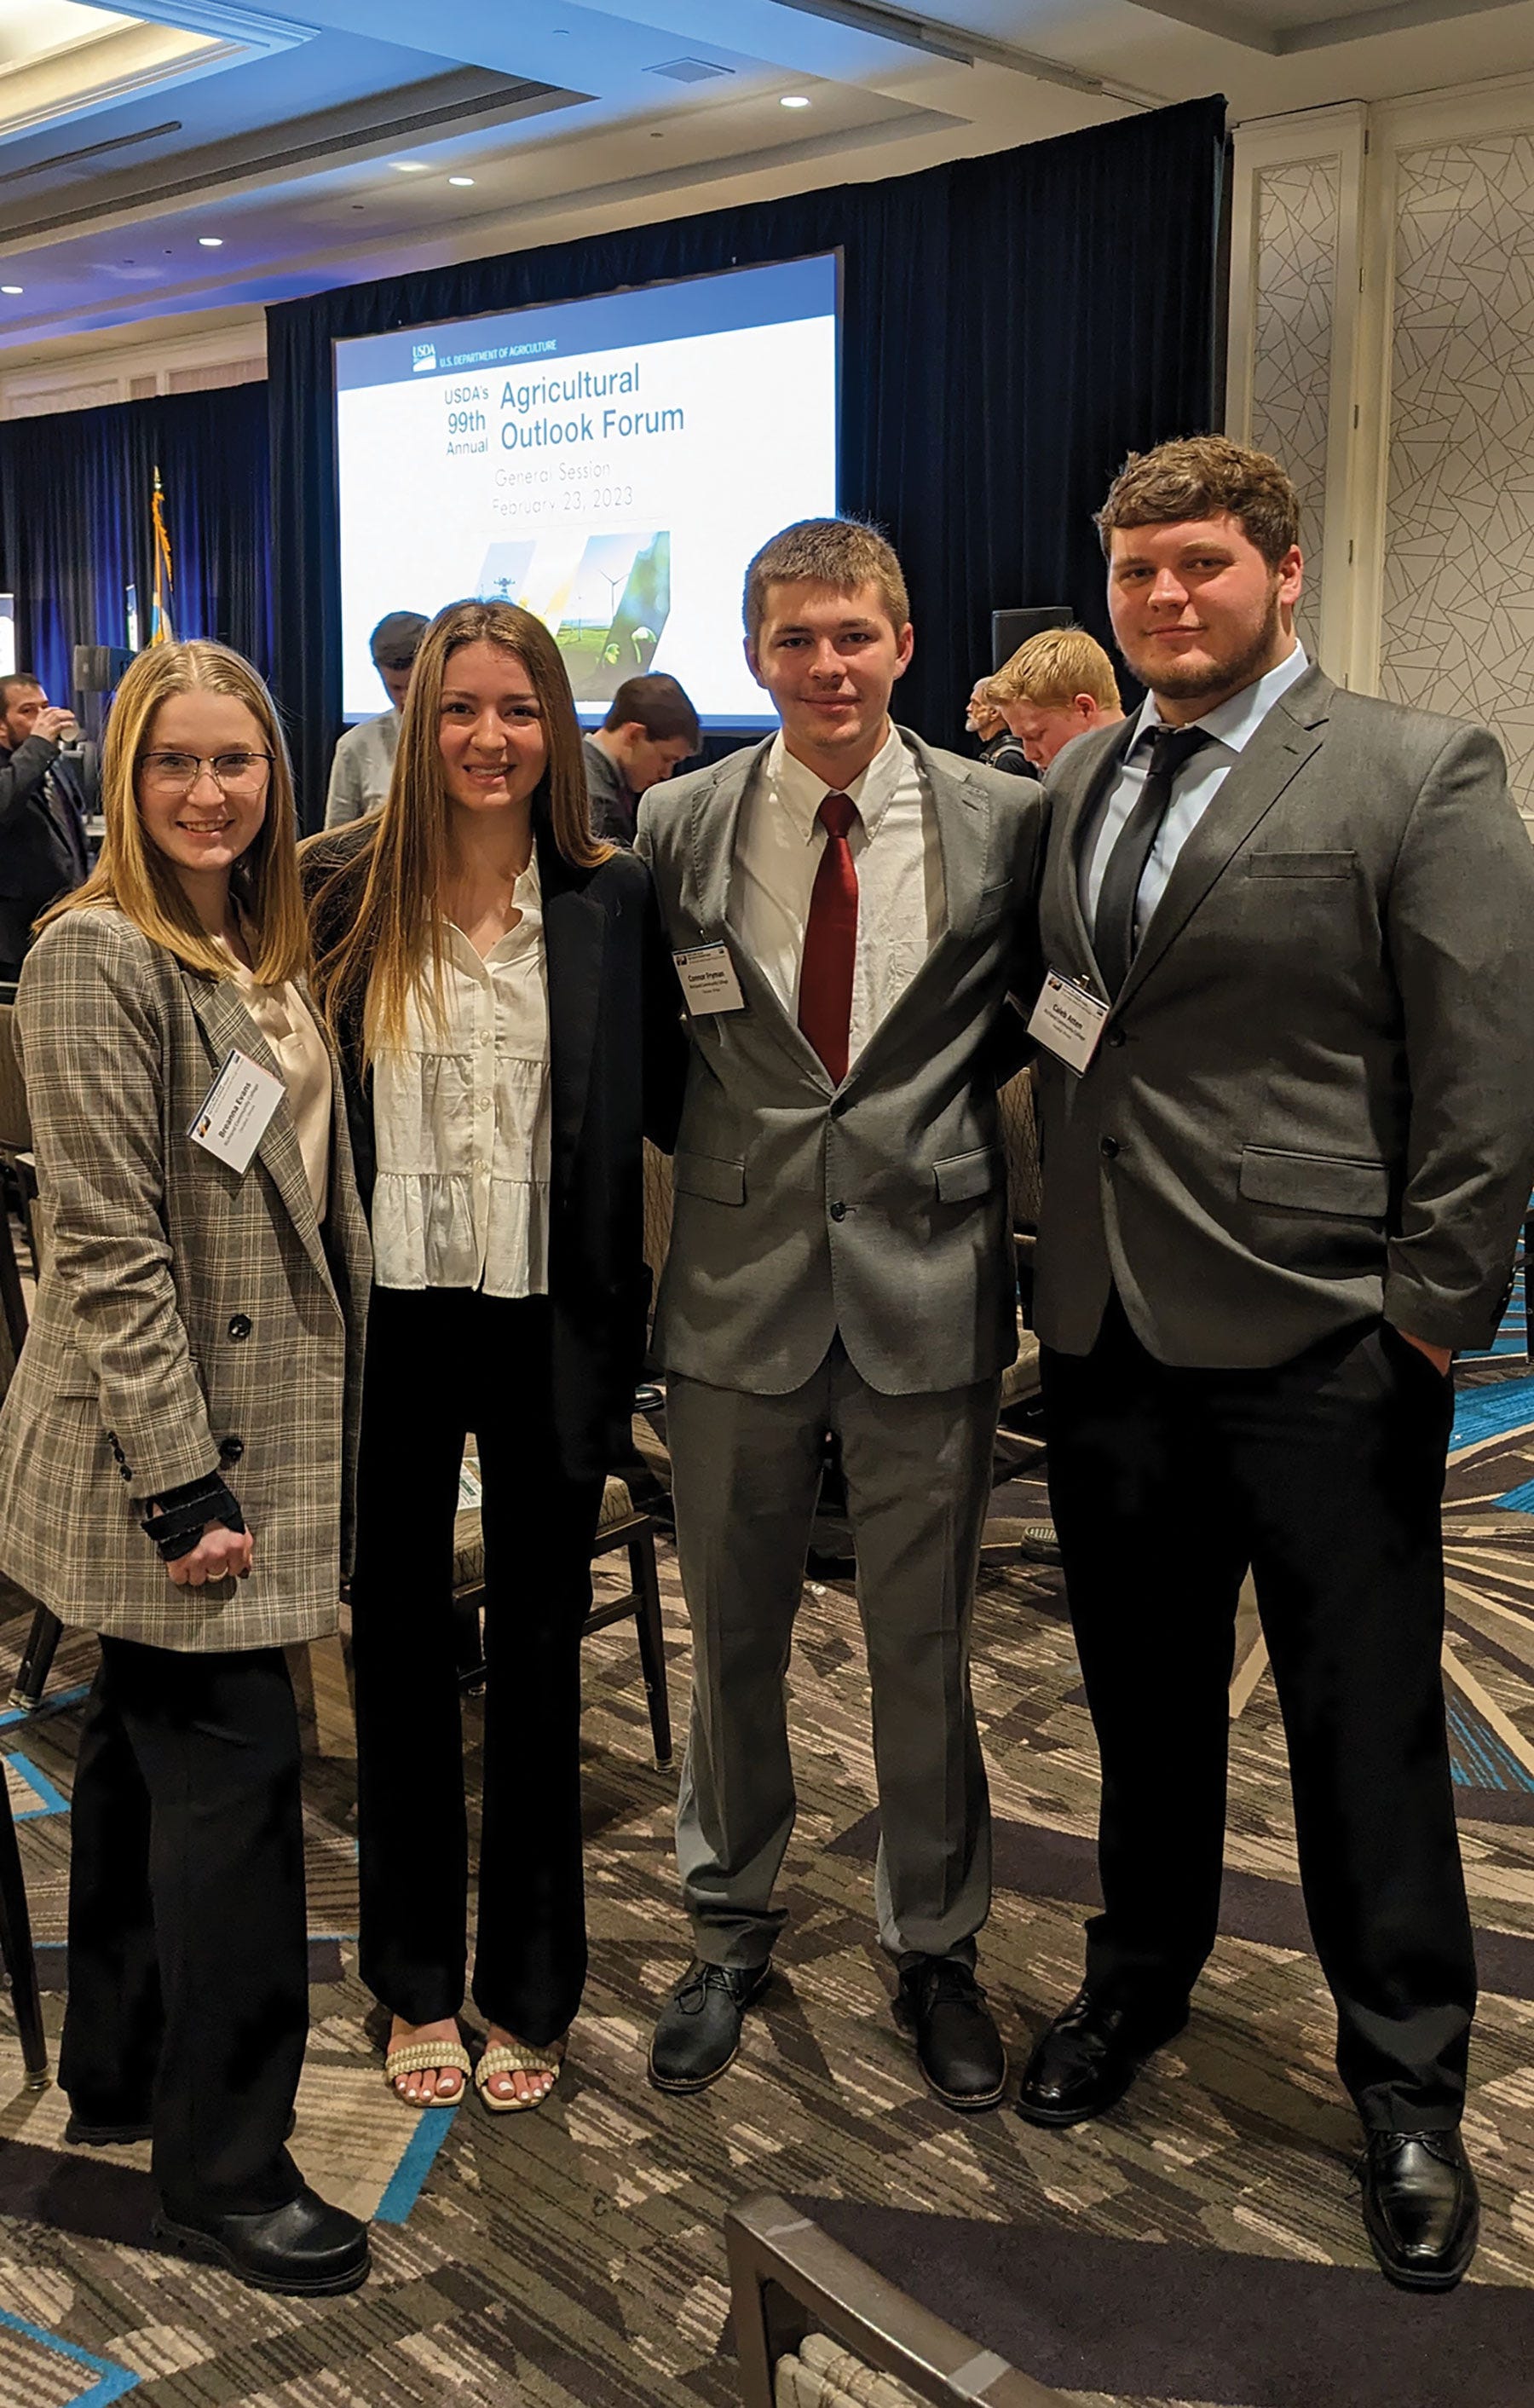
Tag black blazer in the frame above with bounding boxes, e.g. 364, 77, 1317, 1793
0, 738, 89, 971
302, 817, 686, 1481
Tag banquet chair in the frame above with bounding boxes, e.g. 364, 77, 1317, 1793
0, 1749, 49, 2089
725, 2192, 1065, 2408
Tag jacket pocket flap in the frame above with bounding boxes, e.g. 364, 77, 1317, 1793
673, 1150, 746, 1206
934, 1148, 1001, 1205
1246, 851, 1357, 879
1239, 1146, 1389, 1216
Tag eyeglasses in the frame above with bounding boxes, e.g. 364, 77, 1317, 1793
138, 750, 274, 794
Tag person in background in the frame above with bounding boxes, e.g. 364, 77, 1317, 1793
582, 673, 701, 846
964, 678, 1028, 774
324, 611, 429, 829
0, 640, 372, 2296
0, 671, 91, 982
639, 519, 1041, 2113
303, 599, 684, 2121
1018, 434, 1534, 2293
989, 627, 1124, 772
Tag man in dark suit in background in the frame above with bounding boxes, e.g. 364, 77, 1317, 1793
582, 673, 700, 846
1017, 435, 1534, 2290
0, 673, 91, 983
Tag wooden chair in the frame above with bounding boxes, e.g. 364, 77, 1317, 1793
447, 1447, 673, 1769
725, 2192, 1066, 2408
0, 1752, 49, 2090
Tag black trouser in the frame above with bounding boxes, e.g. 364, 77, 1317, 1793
351, 1286, 604, 2048
1041, 1296, 1474, 2132
60, 1638, 308, 2217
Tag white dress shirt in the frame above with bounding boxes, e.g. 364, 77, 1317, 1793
324, 707, 401, 829
371, 854, 551, 1295
729, 724, 944, 1069
1081, 644, 1312, 946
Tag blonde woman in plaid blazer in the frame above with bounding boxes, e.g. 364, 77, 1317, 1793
0, 642, 372, 2299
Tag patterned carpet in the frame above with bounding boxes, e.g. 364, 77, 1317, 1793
2, 1362, 1534, 2407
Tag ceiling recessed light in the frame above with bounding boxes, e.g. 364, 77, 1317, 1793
390, 159, 428, 173
448, 175, 475, 187
198, 236, 222, 247
0, 285, 21, 296
781, 94, 810, 108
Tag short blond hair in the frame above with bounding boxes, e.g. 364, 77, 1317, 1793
990, 628, 1120, 712
744, 518, 909, 648
37, 640, 308, 986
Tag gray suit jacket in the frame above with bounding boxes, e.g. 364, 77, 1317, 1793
1032, 664, 1534, 1364
0, 908, 372, 1647
637, 728, 1043, 1397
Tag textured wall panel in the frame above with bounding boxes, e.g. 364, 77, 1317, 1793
1250, 159, 1340, 663
1382, 135, 1534, 824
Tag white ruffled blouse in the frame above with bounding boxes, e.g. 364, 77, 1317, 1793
370, 856, 551, 1296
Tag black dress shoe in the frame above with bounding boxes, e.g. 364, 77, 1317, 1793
893, 1957, 1006, 2112
648, 1959, 773, 2093
1360, 2129, 1479, 2291
153, 2186, 370, 2296
1015, 1985, 1188, 2128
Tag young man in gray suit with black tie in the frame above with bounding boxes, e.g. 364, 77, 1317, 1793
637, 520, 1041, 2108
1017, 436, 1534, 2290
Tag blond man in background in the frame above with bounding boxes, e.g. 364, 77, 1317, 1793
991, 627, 1123, 772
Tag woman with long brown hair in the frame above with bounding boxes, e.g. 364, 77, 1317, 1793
304, 599, 683, 2114
0, 641, 372, 2294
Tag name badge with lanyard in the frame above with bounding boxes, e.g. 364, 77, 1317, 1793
1027, 971, 1110, 1077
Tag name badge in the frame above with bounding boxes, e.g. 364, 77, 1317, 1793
1028, 970, 1109, 1076
188, 1047, 284, 1174
673, 943, 745, 1015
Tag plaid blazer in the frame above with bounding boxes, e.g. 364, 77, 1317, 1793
0, 907, 372, 1649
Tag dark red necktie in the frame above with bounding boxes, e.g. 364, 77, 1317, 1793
798, 791, 859, 1083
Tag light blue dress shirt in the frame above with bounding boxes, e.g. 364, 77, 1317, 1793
1081, 644, 1312, 948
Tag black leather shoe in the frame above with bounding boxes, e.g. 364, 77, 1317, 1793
893, 1957, 1006, 2112
1360, 2129, 1479, 2291
153, 2186, 370, 2296
648, 1959, 773, 2093
1015, 1985, 1188, 2128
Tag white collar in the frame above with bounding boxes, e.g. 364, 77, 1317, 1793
767, 720, 905, 844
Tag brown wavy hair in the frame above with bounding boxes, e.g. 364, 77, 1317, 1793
308, 598, 609, 1060
1095, 436, 1301, 568
37, 639, 308, 985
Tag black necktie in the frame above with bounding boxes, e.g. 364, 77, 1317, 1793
1093, 725, 1211, 997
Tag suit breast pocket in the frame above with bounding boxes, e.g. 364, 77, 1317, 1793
1245, 851, 1358, 881
972, 881, 1015, 930
672, 1150, 746, 1206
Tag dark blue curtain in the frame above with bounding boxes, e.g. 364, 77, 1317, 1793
0, 383, 272, 707
264, 95, 1223, 825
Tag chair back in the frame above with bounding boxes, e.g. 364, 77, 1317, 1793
642, 1139, 674, 1295
0, 1006, 31, 1156
996, 1066, 1042, 1233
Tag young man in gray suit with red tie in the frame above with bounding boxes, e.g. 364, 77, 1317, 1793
1018, 436, 1534, 2289
637, 520, 1042, 2107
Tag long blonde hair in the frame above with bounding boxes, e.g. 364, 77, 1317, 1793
37, 639, 309, 985
309, 598, 609, 1060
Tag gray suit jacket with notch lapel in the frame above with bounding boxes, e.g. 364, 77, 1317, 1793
637, 727, 1043, 1397
1032, 662, 1534, 1366
0, 906, 372, 1647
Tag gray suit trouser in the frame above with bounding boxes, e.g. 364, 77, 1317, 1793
667, 1338, 999, 1968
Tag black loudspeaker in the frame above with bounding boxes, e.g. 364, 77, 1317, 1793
72, 644, 136, 694
991, 607, 1074, 672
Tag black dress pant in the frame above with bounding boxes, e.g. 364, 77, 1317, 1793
60, 1638, 308, 2217
351, 1286, 604, 2048
1042, 1296, 1475, 2132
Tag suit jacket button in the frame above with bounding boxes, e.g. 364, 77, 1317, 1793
228, 1314, 252, 1341
829, 1200, 847, 1222
1107, 1028, 1127, 1048
220, 1436, 245, 1463
1100, 1137, 1120, 1160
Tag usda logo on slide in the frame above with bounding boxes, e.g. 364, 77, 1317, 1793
412, 342, 437, 374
